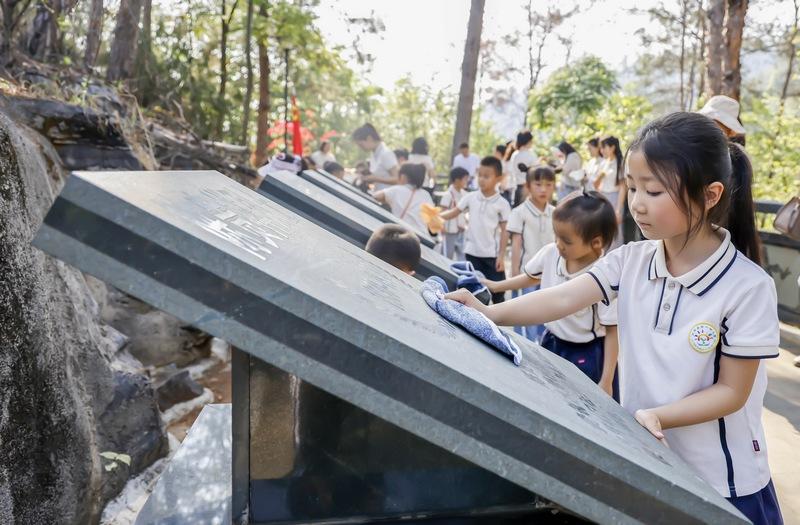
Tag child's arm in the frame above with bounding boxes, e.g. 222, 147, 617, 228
445, 273, 604, 326
598, 325, 619, 397
439, 207, 462, 220
495, 221, 508, 272
635, 357, 760, 442
510, 234, 522, 277
616, 180, 628, 225
483, 273, 540, 294
364, 165, 400, 185
373, 190, 387, 203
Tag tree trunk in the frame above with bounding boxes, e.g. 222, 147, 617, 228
721, 0, 747, 100
697, 0, 707, 99
705, 0, 725, 97
254, 2, 270, 167
216, 0, 233, 139
781, 0, 800, 107
132, 0, 152, 103
679, 0, 688, 109
84, 0, 103, 68
107, 0, 143, 82
452, 0, 485, 157
27, 1, 56, 59
241, 0, 254, 147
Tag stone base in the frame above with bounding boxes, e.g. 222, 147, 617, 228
136, 404, 232, 525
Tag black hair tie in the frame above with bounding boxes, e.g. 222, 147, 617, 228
518, 163, 529, 173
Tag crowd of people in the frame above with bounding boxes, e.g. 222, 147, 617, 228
256, 95, 780, 524
315, 95, 778, 525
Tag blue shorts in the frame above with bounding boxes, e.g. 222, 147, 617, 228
540, 331, 619, 401
727, 479, 783, 525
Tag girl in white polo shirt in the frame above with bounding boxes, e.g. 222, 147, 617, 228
446, 112, 783, 525
484, 191, 620, 399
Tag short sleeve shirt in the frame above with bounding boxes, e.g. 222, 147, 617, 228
587, 228, 779, 497
369, 142, 399, 191
509, 149, 536, 187
524, 243, 616, 342
381, 184, 433, 237
439, 185, 467, 234
457, 191, 511, 258
506, 201, 555, 270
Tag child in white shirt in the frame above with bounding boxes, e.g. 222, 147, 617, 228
374, 163, 432, 238
438, 167, 469, 261
505, 165, 556, 341
440, 156, 511, 304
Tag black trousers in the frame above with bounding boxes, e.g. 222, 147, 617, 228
466, 254, 506, 304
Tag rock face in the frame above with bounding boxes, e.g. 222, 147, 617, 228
0, 110, 167, 524
0, 94, 143, 171
86, 276, 213, 368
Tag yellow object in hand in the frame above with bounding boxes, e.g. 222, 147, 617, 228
420, 203, 444, 234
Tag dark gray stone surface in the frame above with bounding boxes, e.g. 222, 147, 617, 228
258, 170, 457, 289
34, 170, 747, 525
156, 370, 204, 410
298, 169, 436, 248
1, 112, 167, 525
135, 404, 232, 525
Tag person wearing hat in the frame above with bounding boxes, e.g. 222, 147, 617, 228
697, 95, 746, 144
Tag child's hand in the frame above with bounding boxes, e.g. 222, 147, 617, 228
481, 278, 496, 292
635, 409, 667, 445
598, 375, 614, 397
444, 288, 487, 314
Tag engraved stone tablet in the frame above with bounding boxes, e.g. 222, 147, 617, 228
33, 170, 747, 525
298, 169, 436, 248
258, 170, 457, 289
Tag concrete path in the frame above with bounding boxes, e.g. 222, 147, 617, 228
765, 346, 800, 524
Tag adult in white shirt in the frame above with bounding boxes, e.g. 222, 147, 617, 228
310, 141, 335, 168
408, 137, 436, 189
352, 123, 399, 191
509, 131, 536, 207
373, 163, 432, 237
452, 142, 481, 190
593, 136, 627, 249
554, 141, 583, 201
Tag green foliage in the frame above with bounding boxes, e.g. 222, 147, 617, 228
527, 56, 617, 130
741, 96, 800, 202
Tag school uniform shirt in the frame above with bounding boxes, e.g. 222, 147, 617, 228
559, 151, 583, 191
509, 149, 536, 187
524, 243, 616, 343
587, 228, 779, 498
369, 142, 399, 191
506, 200, 555, 270
596, 157, 620, 193
311, 150, 336, 168
457, 191, 511, 258
382, 184, 434, 236
584, 156, 602, 190
439, 185, 467, 234
408, 153, 435, 187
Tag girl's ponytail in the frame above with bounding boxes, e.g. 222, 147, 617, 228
726, 142, 762, 265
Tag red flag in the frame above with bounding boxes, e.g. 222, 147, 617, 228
291, 95, 303, 156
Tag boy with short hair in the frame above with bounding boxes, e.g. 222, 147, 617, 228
365, 224, 421, 275
352, 123, 399, 190
440, 156, 511, 303
438, 167, 470, 261
507, 165, 556, 340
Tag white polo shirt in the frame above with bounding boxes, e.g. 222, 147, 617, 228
457, 191, 511, 258
524, 243, 616, 343
369, 142, 398, 191
507, 201, 555, 270
439, 185, 467, 234
587, 228, 779, 498
381, 184, 433, 237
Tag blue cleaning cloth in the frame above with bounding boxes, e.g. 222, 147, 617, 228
421, 276, 521, 366
450, 261, 491, 305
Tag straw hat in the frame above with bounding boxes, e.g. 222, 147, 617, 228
697, 95, 746, 135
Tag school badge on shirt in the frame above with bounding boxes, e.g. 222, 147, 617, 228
688, 322, 719, 353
